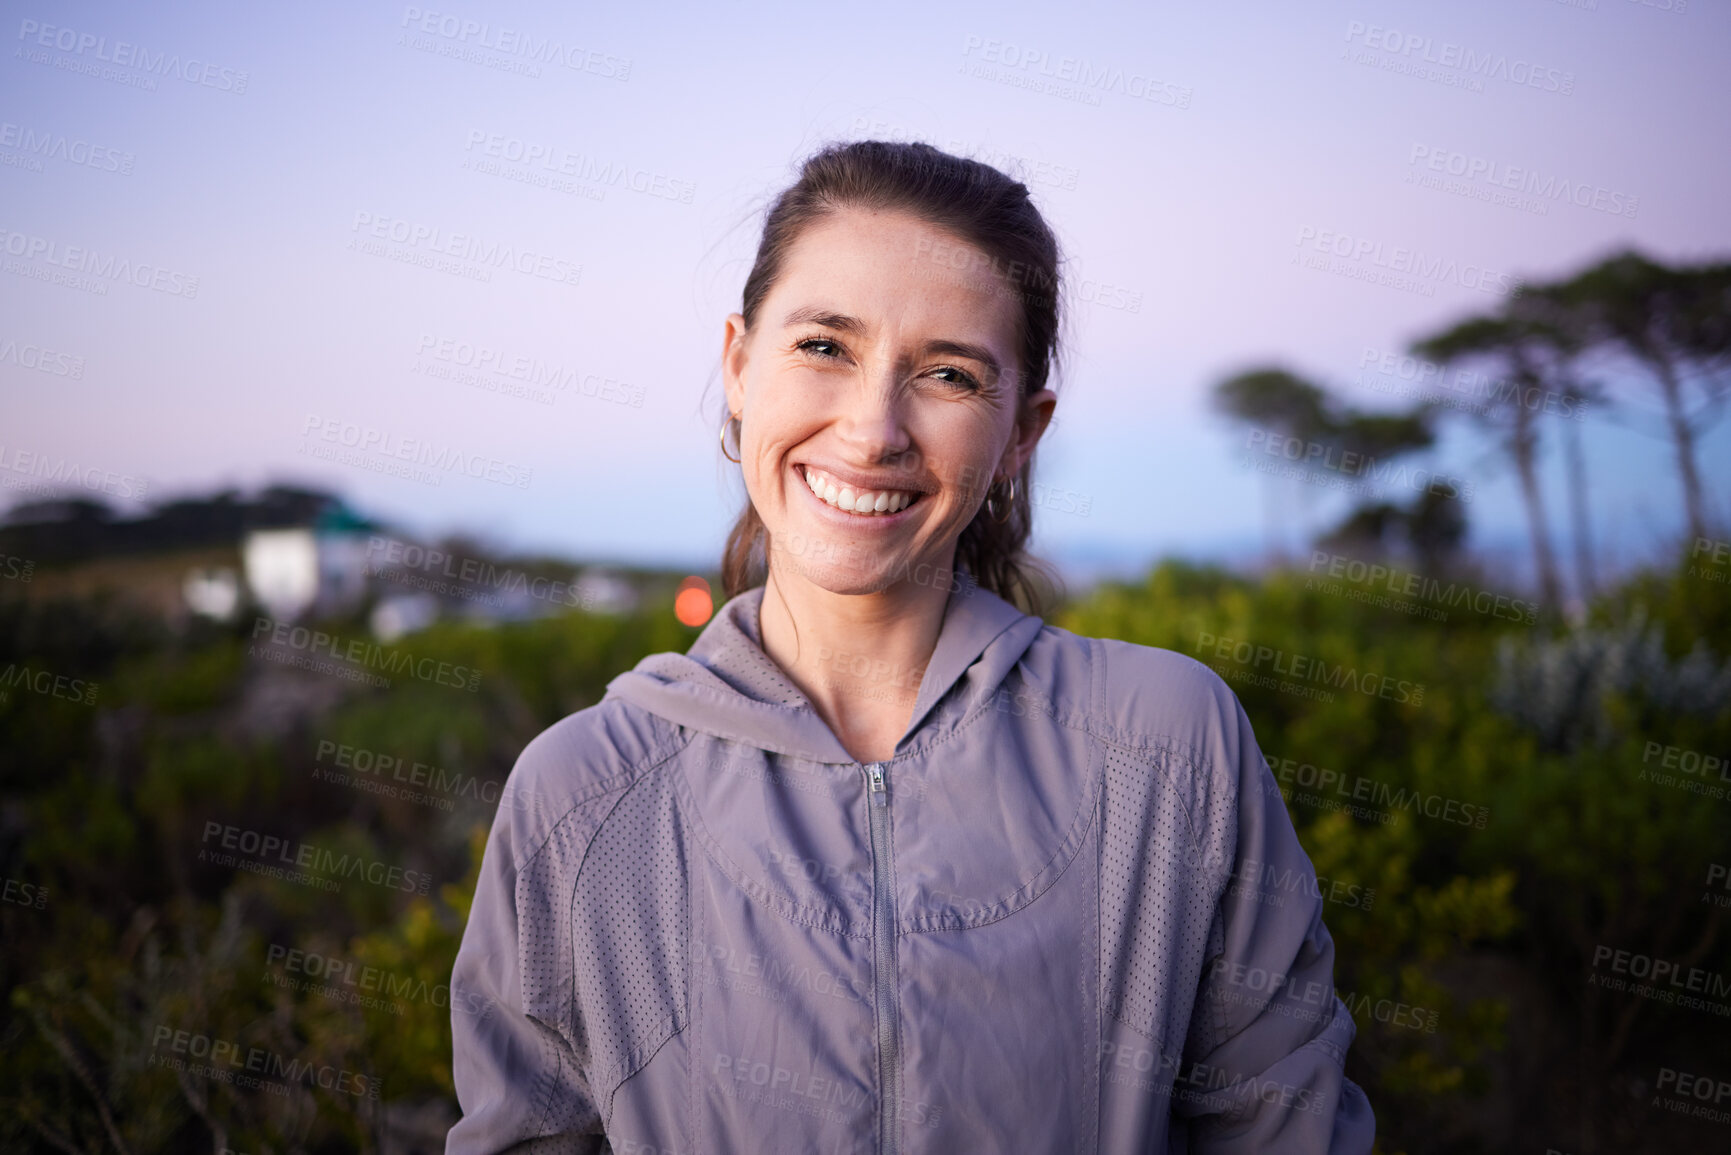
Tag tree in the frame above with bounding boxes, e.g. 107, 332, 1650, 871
1213, 370, 1336, 562
1544, 250, 1731, 544
1213, 368, 1434, 563
1316, 483, 1468, 576
1410, 303, 1584, 611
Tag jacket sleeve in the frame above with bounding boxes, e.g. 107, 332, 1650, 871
446, 795, 606, 1154
1171, 687, 1376, 1153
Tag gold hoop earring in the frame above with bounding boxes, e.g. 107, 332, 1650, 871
986, 476, 1017, 523
719, 412, 742, 463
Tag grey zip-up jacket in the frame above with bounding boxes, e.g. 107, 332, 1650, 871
447, 576, 1376, 1153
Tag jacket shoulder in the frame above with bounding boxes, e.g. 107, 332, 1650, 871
1093, 636, 1241, 753
496, 694, 690, 868
1026, 625, 1239, 759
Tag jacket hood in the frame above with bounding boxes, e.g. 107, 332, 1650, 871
601, 572, 1046, 764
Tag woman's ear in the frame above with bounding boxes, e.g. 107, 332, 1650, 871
722, 312, 749, 415
1003, 388, 1058, 476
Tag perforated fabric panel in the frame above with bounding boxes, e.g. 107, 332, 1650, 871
707, 604, 809, 707
570, 763, 690, 1104
1099, 744, 1224, 1060
704, 639, 808, 707
524, 1019, 602, 1141
516, 789, 624, 1134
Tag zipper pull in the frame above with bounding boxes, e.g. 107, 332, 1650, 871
867, 762, 886, 794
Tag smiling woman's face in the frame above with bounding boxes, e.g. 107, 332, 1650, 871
722, 207, 1055, 597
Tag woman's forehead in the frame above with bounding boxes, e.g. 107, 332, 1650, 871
768, 209, 1020, 344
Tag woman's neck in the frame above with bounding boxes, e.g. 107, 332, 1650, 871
756, 558, 956, 764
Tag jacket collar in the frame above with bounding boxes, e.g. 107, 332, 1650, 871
602, 571, 1044, 764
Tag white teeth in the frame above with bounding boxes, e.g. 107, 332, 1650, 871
800, 467, 918, 517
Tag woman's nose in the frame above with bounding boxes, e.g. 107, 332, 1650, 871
833, 371, 913, 463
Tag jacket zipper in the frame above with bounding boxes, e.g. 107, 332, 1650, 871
865, 761, 900, 1155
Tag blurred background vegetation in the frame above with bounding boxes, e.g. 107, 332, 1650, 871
2, 249, 1728, 1154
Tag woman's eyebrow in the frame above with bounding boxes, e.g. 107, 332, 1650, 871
783, 305, 864, 333
926, 339, 1002, 379
783, 306, 1003, 378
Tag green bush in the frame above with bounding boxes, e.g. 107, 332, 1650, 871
2, 558, 1726, 1153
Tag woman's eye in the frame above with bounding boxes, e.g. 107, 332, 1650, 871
929, 365, 980, 390
797, 337, 842, 359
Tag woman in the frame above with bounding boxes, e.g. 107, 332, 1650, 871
447, 140, 1375, 1154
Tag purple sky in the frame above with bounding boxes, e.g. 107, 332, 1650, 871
4, 0, 1727, 589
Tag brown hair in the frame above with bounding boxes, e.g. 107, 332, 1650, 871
720, 140, 1065, 616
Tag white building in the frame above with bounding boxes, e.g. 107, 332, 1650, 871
241, 520, 373, 621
